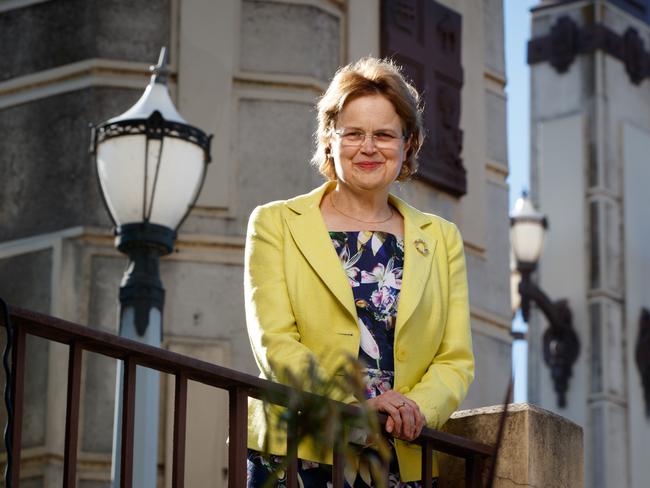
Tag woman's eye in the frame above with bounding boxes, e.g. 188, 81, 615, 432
344, 131, 364, 139
374, 132, 395, 141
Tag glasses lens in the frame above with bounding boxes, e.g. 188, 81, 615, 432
337, 130, 402, 149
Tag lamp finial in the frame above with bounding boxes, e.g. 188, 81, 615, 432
150, 47, 170, 85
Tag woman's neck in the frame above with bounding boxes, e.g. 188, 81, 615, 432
330, 184, 391, 221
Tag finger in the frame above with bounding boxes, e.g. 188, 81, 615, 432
385, 415, 394, 433
400, 407, 415, 439
415, 412, 426, 438
402, 397, 421, 414
379, 399, 402, 435
390, 408, 403, 437
412, 412, 425, 439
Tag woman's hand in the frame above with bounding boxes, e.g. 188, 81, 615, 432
366, 390, 427, 442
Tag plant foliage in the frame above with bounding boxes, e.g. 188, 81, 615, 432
260, 356, 391, 487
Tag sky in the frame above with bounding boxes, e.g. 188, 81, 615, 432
504, 0, 539, 402
505, 0, 537, 206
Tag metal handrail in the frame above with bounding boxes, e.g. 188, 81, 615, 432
1, 305, 493, 487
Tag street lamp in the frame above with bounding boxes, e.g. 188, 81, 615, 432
510, 192, 580, 408
91, 47, 212, 487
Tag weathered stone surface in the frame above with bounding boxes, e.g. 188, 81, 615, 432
0, 250, 52, 448
87, 255, 123, 333
0, 87, 142, 242
81, 352, 116, 453
484, 181, 511, 318
462, 332, 511, 408
237, 99, 323, 227
439, 403, 583, 488
0, 0, 169, 81
483, 0, 505, 75
18, 478, 44, 488
160, 259, 255, 374
485, 90, 507, 164
240, 0, 340, 82
0, 249, 52, 312
78, 481, 110, 488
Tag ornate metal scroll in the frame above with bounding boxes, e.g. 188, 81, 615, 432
518, 262, 580, 408
528, 15, 650, 85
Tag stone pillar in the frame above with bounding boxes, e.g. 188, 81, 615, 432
438, 403, 583, 487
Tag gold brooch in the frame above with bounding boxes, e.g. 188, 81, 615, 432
414, 239, 429, 256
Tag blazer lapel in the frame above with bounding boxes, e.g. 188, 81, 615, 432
285, 184, 357, 321
390, 195, 437, 335
282, 185, 438, 328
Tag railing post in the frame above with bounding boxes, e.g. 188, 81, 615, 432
228, 386, 248, 488
331, 427, 347, 488
171, 372, 188, 488
286, 418, 299, 488
421, 441, 433, 488
120, 356, 137, 488
8, 326, 26, 488
63, 341, 84, 488
465, 454, 484, 488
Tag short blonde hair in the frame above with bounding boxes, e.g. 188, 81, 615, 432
312, 57, 424, 181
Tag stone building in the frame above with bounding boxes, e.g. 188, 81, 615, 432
528, 0, 650, 486
0, 0, 510, 486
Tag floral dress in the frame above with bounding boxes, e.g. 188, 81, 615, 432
247, 231, 435, 487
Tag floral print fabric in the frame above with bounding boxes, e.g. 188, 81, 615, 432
329, 231, 403, 372
247, 231, 433, 487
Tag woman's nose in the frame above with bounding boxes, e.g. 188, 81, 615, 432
360, 134, 377, 153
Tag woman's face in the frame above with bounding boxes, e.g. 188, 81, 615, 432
330, 94, 410, 195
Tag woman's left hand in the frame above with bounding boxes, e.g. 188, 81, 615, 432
366, 390, 427, 442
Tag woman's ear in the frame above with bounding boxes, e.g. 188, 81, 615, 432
403, 135, 412, 159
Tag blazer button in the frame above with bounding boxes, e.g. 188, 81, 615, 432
396, 349, 407, 362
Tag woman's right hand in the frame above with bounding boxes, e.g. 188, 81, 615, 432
366, 390, 427, 442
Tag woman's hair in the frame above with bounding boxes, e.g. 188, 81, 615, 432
312, 57, 424, 181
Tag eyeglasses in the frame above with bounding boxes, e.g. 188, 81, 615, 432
333, 129, 406, 150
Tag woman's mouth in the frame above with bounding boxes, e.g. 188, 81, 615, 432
355, 161, 382, 170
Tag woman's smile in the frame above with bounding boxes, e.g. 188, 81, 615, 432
355, 160, 383, 170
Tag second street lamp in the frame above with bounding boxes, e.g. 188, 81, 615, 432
510, 193, 580, 408
91, 47, 212, 487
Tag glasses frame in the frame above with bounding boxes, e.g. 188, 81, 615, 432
332, 128, 408, 150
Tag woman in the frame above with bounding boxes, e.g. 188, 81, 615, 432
245, 57, 474, 487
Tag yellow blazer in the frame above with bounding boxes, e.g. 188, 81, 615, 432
244, 182, 474, 482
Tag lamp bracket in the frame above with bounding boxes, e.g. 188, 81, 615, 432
637, 308, 650, 418
518, 268, 580, 408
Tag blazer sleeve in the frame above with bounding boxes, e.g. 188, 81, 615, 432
244, 204, 327, 385
405, 222, 475, 429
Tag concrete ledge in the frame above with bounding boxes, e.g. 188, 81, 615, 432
438, 403, 583, 488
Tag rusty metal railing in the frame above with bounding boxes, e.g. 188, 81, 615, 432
0, 304, 493, 487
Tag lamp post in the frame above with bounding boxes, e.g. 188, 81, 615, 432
91, 47, 212, 487
510, 192, 580, 408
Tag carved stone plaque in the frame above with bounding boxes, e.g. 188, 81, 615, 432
381, 0, 466, 197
